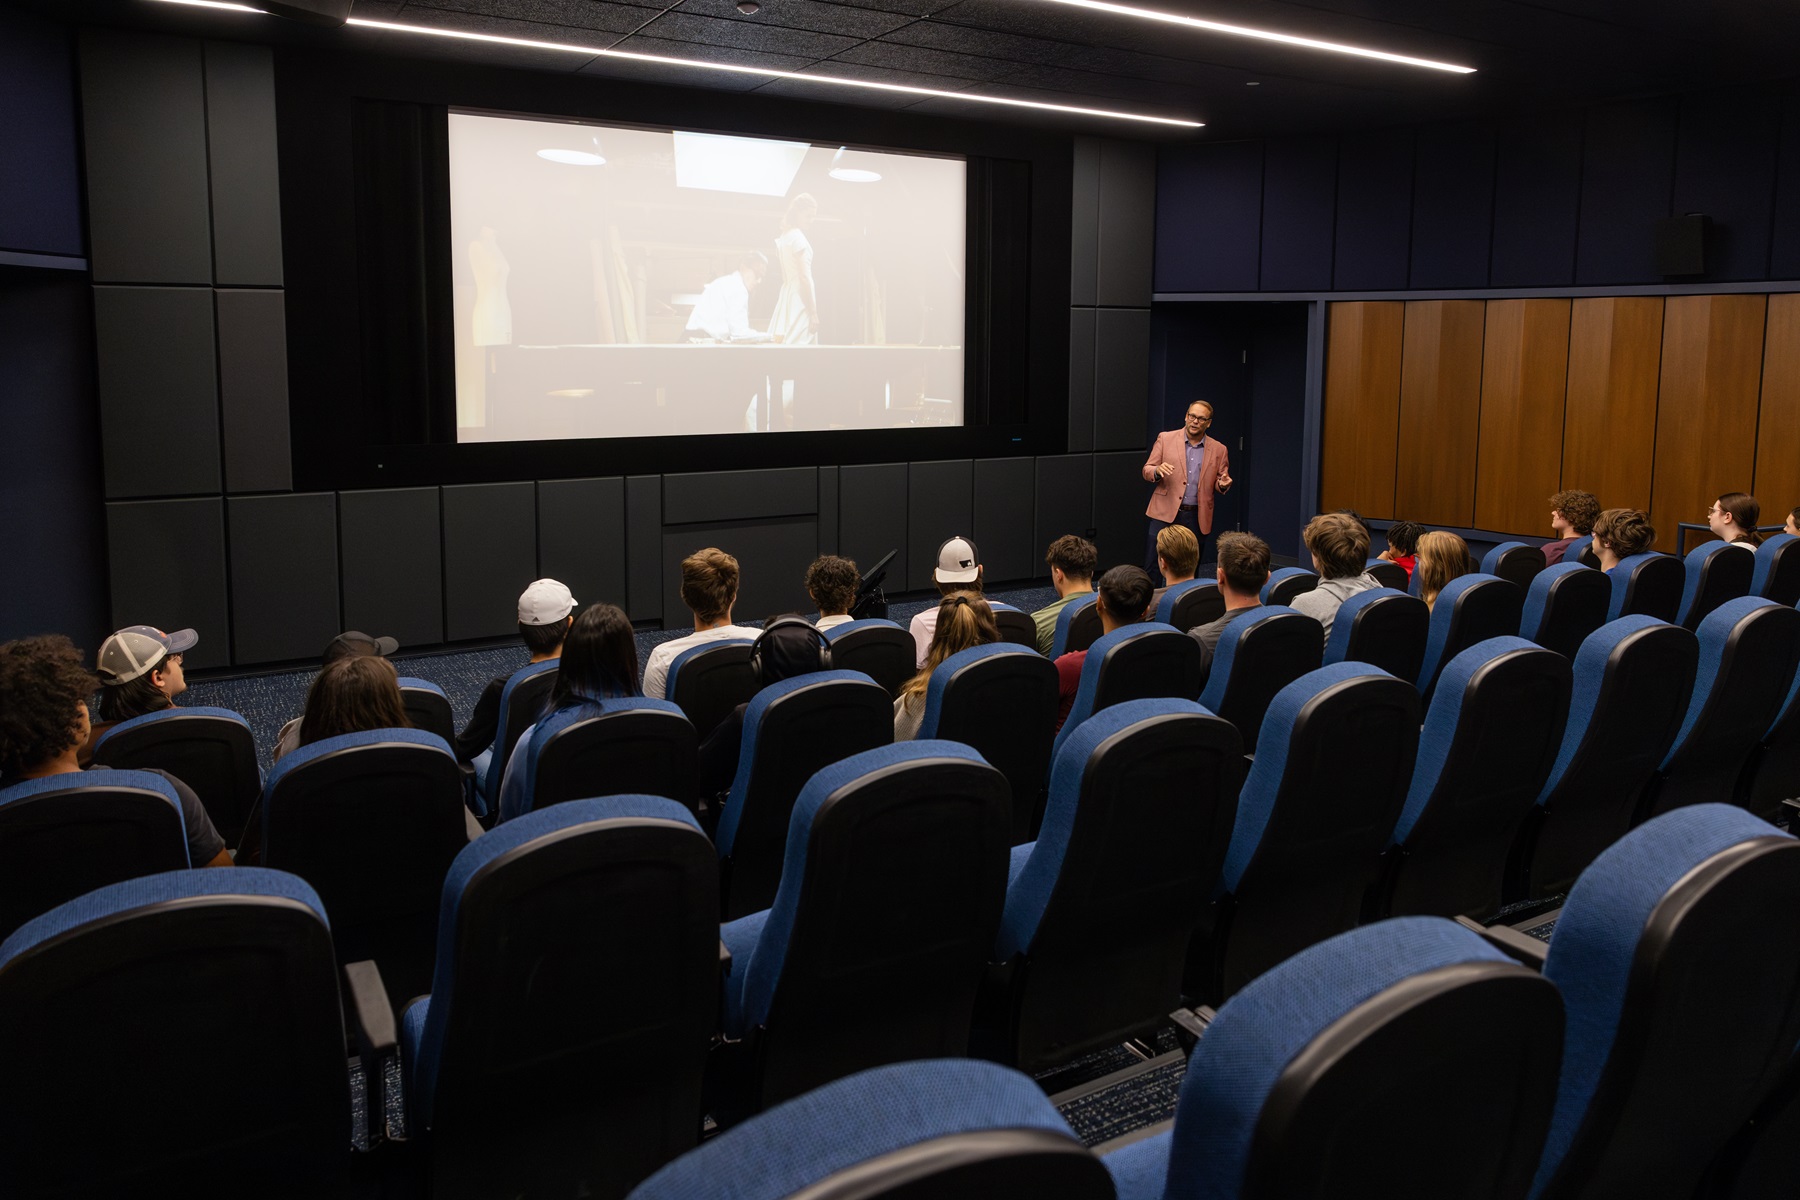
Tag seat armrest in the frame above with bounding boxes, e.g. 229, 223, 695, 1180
1455, 915, 1550, 970
719, 938, 733, 975
343, 960, 402, 1144
1169, 1005, 1216, 1056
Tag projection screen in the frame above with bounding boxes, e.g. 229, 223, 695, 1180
446, 112, 967, 443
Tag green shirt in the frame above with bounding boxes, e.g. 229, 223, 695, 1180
1031, 589, 1093, 655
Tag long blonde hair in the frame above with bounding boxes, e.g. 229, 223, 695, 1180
1415, 531, 1472, 611
900, 592, 998, 702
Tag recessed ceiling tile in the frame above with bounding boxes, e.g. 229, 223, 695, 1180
746, 73, 956, 108
877, 20, 1071, 63
635, 9, 863, 56
404, 0, 664, 37
678, 0, 919, 39
592, 33, 820, 72
826, 38, 1018, 80
573, 47, 790, 88
348, 9, 615, 65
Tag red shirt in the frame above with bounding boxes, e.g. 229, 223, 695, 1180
1392, 553, 1416, 577
1053, 650, 1087, 732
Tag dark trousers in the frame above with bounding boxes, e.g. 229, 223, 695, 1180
1146, 508, 1209, 583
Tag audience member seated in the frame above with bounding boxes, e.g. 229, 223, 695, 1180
0, 634, 229, 867
455, 579, 575, 764
1787, 506, 1800, 537
1151, 523, 1199, 602
1377, 519, 1423, 577
804, 555, 859, 632
698, 617, 830, 796
1189, 531, 1270, 686
1290, 512, 1381, 643
1032, 534, 1097, 655
82, 624, 193, 762
1415, 530, 1474, 611
1543, 489, 1600, 565
910, 536, 984, 667
497, 603, 643, 823
1053, 566, 1153, 732
1709, 491, 1765, 549
895, 593, 998, 740
643, 548, 761, 699
1591, 507, 1656, 570
274, 629, 400, 761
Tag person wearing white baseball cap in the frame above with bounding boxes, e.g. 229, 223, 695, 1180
81, 625, 197, 762
908, 536, 984, 668
455, 579, 578, 763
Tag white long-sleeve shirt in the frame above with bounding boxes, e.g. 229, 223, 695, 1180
685, 272, 756, 342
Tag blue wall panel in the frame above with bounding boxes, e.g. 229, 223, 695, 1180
1410, 123, 1495, 289
1333, 129, 1414, 291
1259, 137, 1337, 292
1672, 89, 1779, 282
0, 8, 82, 258
1490, 113, 1583, 287
1576, 98, 1678, 284
1773, 92, 1800, 281
1155, 141, 1263, 293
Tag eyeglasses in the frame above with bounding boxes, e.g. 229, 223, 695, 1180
1186, 413, 1212, 423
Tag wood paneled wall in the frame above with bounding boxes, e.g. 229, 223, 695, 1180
1322, 292, 1795, 549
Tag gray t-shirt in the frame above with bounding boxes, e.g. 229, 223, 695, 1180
1189, 602, 1265, 689
1290, 572, 1383, 644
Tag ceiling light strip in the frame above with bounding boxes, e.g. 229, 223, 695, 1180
151, 0, 267, 11
1034, 0, 1475, 74
343, 17, 1203, 127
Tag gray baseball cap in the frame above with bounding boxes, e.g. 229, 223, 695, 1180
95, 625, 198, 685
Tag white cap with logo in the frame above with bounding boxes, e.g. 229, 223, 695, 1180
518, 579, 578, 626
933, 536, 981, 584
95, 625, 198, 685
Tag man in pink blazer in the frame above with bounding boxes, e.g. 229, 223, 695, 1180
1142, 399, 1232, 574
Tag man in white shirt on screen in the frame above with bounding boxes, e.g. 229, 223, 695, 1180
686, 251, 771, 343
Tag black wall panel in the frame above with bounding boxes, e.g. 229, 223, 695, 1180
1070, 136, 1101, 306
1068, 307, 1096, 452
0, 8, 83, 258
1333, 129, 1414, 291
625, 475, 662, 623
217, 289, 292, 493
79, 31, 211, 285
1576, 98, 1678, 284
663, 467, 816, 525
442, 482, 537, 642
817, 466, 839, 556
1490, 113, 1583, 287
339, 487, 442, 649
1094, 307, 1151, 452
1410, 123, 1496, 289
537, 477, 626, 613
972, 457, 1035, 584
1034, 454, 1094, 563
659, 518, 818, 627
106, 497, 230, 670
1671, 89, 1779, 282
1773, 92, 1800, 281
1155, 142, 1262, 293
204, 42, 283, 287
1092, 451, 1149, 574
1259, 137, 1337, 292
838, 463, 909, 594
907, 460, 974, 592
1096, 140, 1156, 307
227, 492, 338, 664
92, 286, 221, 499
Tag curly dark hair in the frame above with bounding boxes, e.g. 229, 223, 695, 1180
1045, 534, 1098, 581
0, 636, 100, 779
804, 555, 860, 616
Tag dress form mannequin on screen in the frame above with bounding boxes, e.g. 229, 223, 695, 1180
754, 193, 820, 431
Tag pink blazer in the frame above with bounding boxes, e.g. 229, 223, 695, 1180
1142, 431, 1230, 531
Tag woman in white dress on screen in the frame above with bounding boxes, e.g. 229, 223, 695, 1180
769, 192, 820, 345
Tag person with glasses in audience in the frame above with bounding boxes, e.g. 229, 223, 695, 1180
81, 625, 194, 763
1590, 508, 1656, 570
1708, 492, 1765, 549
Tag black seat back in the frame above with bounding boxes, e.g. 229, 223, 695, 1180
825, 621, 915, 696
1741, 673, 1800, 824
534, 703, 700, 815
1198, 609, 1325, 754
1064, 601, 1103, 655
1754, 535, 1800, 606
1522, 564, 1611, 660
398, 681, 458, 746
922, 645, 1060, 844
992, 607, 1038, 648
1615, 553, 1686, 622
1418, 575, 1524, 704
1677, 543, 1755, 630
666, 641, 756, 741
90, 708, 261, 846
1364, 559, 1409, 591
1165, 581, 1225, 632
1336, 590, 1430, 683
1088, 625, 1203, 711
1488, 544, 1547, 593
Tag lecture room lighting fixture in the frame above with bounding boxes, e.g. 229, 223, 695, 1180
150, 0, 267, 10
828, 148, 882, 183
1031, 0, 1476, 74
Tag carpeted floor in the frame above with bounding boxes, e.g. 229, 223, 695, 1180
187, 585, 1062, 768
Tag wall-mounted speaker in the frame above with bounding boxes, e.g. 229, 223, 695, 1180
1654, 214, 1708, 276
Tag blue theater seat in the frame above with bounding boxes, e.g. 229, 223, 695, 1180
989, 601, 1039, 649
980, 699, 1240, 1073
1107, 919, 1560, 1200
1156, 579, 1224, 632
713, 743, 1009, 1116
1520, 562, 1610, 661
1416, 573, 1524, 704
1050, 592, 1099, 658
476, 659, 558, 817
1482, 540, 1548, 594
1752, 533, 1800, 606
90, 705, 261, 845
1261, 565, 1318, 606
917, 643, 1059, 844
401, 797, 719, 1200
1739, 629, 1800, 822
1197, 606, 1322, 754
507, 697, 698, 821
397, 677, 458, 746
664, 639, 756, 741
1050, 623, 1201, 760
1364, 557, 1410, 591
1605, 552, 1684, 622
1323, 586, 1430, 683
822, 618, 914, 695
1674, 540, 1754, 630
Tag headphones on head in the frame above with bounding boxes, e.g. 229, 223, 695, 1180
749, 616, 833, 684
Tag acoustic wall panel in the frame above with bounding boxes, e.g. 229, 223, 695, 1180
838, 463, 908, 595
1576, 98, 1678, 285
663, 467, 816, 525
1474, 299, 1571, 537
1068, 307, 1096, 453
817, 465, 839, 556
1670, 89, 1779, 283
625, 475, 662, 623
106, 497, 229, 670
1561, 297, 1663, 514
659, 518, 817, 627
203, 42, 283, 287
227, 492, 338, 664
972, 457, 1035, 584
0, 7, 83, 258
1395, 301, 1486, 528
1096, 139, 1155, 307
443, 482, 536, 641
1070, 136, 1100, 307
1094, 307, 1151, 452
1649, 294, 1767, 551
1755, 294, 1800, 514
537, 478, 626, 614
1773, 94, 1800, 280
339, 487, 442, 649
1490, 114, 1583, 288
1092, 451, 1148, 572
217, 289, 292, 493
1035, 454, 1094, 564
1410, 123, 1496, 290
1333, 129, 1414, 291
1155, 141, 1261, 293
1319, 302, 1403, 519
79, 31, 211, 284
1259, 137, 1337, 292
907, 460, 974, 592
92, 286, 221, 499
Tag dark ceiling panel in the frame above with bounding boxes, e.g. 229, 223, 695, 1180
636, 9, 863, 57
682, 0, 916, 37
877, 21, 1073, 65
407, 0, 664, 36
826, 40, 1020, 83
577, 39, 814, 83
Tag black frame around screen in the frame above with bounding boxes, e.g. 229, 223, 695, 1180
275, 45, 1072, 492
